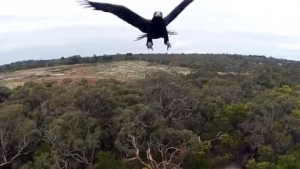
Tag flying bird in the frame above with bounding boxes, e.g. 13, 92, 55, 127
79, 0, 194, 50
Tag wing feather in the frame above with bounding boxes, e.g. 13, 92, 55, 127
79, 0, 150, 33
163, 0, 194, 26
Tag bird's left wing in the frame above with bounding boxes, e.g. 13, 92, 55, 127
80, 0, 151, 33
163, 0, 194, 26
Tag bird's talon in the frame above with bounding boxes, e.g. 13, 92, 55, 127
167, 42, 171, 50
146, 42, 153, 50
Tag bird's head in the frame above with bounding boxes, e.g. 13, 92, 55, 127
153, 11, 163, 18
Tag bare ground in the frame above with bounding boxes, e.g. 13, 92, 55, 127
0, 61, 192, 89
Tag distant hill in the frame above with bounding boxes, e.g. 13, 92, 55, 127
1, 53, 300, 88
1, 53, 298, 73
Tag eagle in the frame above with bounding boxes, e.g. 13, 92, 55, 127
79, 0, 194, 50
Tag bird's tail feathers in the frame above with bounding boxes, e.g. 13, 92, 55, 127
134, 30, 178, 41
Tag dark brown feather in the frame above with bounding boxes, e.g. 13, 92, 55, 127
163, 0, 194, 26
79, 0, 151, 33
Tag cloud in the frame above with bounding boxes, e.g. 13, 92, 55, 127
277, 44, 300, 51
0, 0, 300, 64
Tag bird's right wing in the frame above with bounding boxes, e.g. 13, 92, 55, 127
79, 0, 151, 33
163, 0, 194, 26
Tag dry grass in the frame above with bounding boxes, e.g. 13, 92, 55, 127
95, 60, 191, 81
0, 61, 192, 89
217, 71, 250, 76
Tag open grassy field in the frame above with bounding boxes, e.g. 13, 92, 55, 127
0, 60, 192, 89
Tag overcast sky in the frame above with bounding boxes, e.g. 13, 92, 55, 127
0, 0, 299, 65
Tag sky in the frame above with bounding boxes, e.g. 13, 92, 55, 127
0, 0, 300, 65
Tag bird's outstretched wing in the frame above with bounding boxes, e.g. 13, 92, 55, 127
79, 0, 151, 33
163, 0, 194, 26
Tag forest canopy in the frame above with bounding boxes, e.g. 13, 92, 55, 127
1, 53, 300, 169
